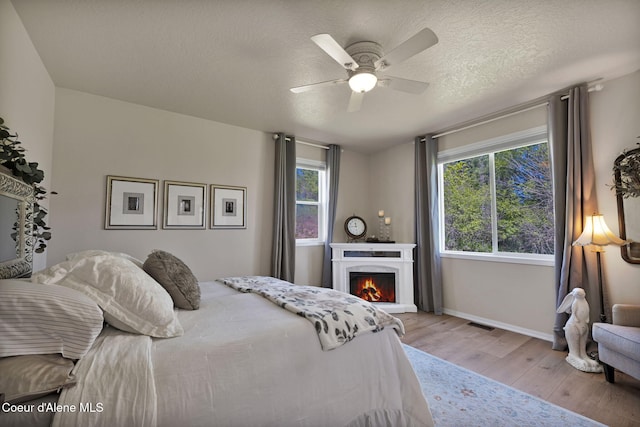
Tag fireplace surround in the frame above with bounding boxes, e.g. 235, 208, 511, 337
331, 243, 417, 313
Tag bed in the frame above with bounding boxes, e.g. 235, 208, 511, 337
0, 249, 434, 427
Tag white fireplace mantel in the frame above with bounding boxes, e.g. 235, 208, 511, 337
330, 243, 417, 313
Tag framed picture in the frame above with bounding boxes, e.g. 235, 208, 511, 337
210, 185, 247, 229
105, 176, 158, 229
163, 180, 206, 229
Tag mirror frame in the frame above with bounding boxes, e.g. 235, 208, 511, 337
0, 168, 35, 278
614, 147, 640, 264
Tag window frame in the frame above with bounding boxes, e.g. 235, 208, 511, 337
437, 125, 554, 266
295, 158, 328, 246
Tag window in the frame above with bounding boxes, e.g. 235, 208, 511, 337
295, 159, 327, 244
438, 127, 554, 261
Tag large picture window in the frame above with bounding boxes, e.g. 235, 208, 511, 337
438, 127, 554, 260
295, 159, 327, 243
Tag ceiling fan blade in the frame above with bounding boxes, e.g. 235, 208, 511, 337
378, 76, 429, 94
290, 78, 348, 93
311, 34, 359, 71
374, 28, 438, 70
347, 91, 364, 112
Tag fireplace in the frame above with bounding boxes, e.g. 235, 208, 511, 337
350, 272, 396, 302
331, 243, 416, 313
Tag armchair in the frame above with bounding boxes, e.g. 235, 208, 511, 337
592, 304, 640, 383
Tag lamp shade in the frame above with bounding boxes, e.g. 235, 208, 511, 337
348, 72, 377, 93
573, 213, 627, 249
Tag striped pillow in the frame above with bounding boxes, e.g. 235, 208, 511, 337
0, 280, 104, 359
0, 354, 76, 403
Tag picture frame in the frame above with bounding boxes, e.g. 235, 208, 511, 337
105, 175, 158, 229
163, 180, 207, 229
210, 184, 247, 229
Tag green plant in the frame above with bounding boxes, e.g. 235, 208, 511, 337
612, 139, 640, 199
0, 117, 51, 253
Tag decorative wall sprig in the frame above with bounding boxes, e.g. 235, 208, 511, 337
0, 117, 52, 253
612, 138, 640, 199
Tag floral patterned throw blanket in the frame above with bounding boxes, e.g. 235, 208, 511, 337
220, 276, 405, 351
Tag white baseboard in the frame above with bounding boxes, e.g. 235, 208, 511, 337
443, 308, 554, 343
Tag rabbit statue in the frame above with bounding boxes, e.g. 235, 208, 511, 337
556, 287, 603, 373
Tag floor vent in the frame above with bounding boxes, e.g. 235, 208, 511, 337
467, 322, 495, 331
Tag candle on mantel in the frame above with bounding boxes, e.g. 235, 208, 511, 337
378, 210, 384, 217
384, 217, 391, 225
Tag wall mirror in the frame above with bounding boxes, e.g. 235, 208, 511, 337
613, 146, 640, 264
0, 168, 35, 278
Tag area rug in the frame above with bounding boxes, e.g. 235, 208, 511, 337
403, 344, 606, 427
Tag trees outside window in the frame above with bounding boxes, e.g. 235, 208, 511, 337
440, 132, 554, 258
494, 143, 554, 255
295, 160, 326, 243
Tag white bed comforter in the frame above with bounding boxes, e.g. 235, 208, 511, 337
153, 280, 433, 427
52, 328, 157, 427
54, 280, 433, 427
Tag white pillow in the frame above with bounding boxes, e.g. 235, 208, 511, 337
0, 279, 104, 359
32, 254, 183, 338
66, 249, 144, 268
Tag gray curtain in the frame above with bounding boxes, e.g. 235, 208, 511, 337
321, 144, 341, 288
549, 85, 599, 350
271, 133, 296, 282
414, 135, 443, 314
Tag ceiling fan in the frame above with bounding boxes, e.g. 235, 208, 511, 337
290, 28, 438, 112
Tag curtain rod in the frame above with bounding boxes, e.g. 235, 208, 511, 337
273, 134, 330, 150
431, 102, 548, 139
297, 140, 330, 150
426, 83, 604, 141
559, 82, 603, 100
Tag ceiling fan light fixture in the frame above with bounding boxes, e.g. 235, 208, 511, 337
348, 72, 377, 93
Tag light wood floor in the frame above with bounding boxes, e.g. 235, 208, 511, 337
396, 311, 640, 427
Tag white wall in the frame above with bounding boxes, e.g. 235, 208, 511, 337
0, 0, 55, 271
590, 70, 640, 306
369, 141, 415, 244
50, 89, 274, 281
333, 149, 373, 241
30, 84, 375, 287
49, 99, 374, 286
38, 89, 373, 286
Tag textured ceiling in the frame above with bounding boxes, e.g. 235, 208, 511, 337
11, 0, 640, 153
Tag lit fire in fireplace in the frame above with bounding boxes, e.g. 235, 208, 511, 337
358, 278, 382, 302
351, 275, 395, 303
